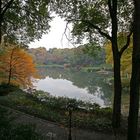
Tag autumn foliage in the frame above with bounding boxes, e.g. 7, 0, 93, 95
0, 44, 37, 88
105, 33, 132, 77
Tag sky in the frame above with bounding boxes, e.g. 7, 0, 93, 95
28, 16, 75, 50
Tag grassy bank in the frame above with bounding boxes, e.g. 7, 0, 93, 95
36, 64, 64, 68
0, 88, 113, 132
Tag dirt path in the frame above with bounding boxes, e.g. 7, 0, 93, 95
1, 105, 126, 140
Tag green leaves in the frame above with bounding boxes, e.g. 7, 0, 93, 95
1, 0, 51, 44
52, 0, 133, 44
83, 43, 102, 57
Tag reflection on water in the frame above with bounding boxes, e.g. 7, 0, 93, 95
34, 67, 113, 107
34, 77, 105, 106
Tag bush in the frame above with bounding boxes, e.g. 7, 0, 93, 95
0, 90, 113, 132
0, 83, 19, 96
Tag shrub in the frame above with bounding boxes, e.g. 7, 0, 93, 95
0, 83, 19, 96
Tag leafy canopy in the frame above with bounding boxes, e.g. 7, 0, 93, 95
51, 0, 133, 43
0, 0, 51, 44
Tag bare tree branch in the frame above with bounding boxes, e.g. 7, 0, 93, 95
61, 22, 76, 48
82, 20, 112, 41
108, 0, 113, 19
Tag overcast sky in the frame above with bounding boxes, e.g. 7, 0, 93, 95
28, 16, 75, 50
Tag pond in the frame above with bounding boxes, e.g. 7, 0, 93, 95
33, 67, 114, 107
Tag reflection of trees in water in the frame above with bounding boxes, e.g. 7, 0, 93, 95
38, 67, 73, 80
37, 67, 113, 106
37, 67, 47, 79
73, 72, 113, 106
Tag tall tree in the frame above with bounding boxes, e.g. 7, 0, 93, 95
51, 0, 133, 130
0, 0, 51, 44
0, 44, 37, 87
127, 0, 140, 139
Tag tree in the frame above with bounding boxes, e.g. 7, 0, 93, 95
51, 0, 133, 130
105, 33, 133, 77
0, 0, 51, 44
127, 0, 140, 139
28, 47, 47, 64
0, 44, 37, 88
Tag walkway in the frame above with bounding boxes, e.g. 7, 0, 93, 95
1, 105, 126, 140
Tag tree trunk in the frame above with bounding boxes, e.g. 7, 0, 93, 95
0, 0, 2, 43
8, 67, 12, 85
0, 0, 14, 44
112, 53, 122, 130
0, 19, 2, 44
127, 0, 140, 140
111, 0, 122, 130
7, 48, 15, 85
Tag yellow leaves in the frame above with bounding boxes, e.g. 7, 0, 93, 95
105, 41, 113, 65
0, 43, 38, 88
105, 33, 132, 77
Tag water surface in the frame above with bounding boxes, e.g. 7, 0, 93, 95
34, 67, 113, 107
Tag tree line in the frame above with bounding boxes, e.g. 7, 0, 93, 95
28, 45, 105, 67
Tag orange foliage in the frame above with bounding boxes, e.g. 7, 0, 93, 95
0, 44, 37, 88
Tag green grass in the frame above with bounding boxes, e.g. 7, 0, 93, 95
36, 64, 64, 68
81, 64, 113, 73
81, 66, 101, 72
